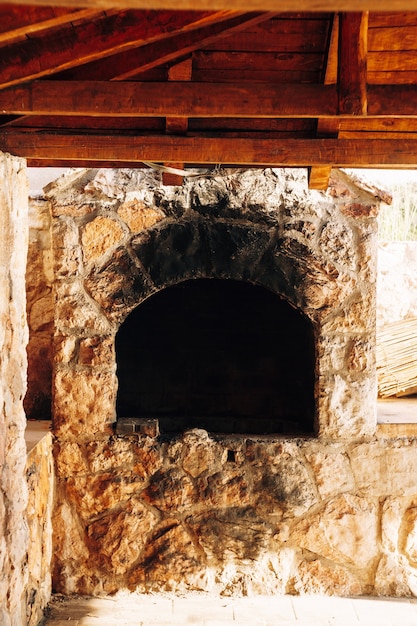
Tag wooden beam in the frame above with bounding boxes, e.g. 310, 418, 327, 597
338, 12, 368, 116
1, 81, 417, 118
164, 58, 192, 185
0, 10, 234, 89
310, 13, 339, 190
0, 81, 339, 117
1, 132, 417, 167
2, 1, 417, 11
58, 12, 274, 81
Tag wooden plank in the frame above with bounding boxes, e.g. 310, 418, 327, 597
193, 50, 324, 72
368, 71, 417, 84
368, 26, 417, 51
0, 10, 234, 88
368, 51, 417, 71
2, 132, 417, 167
201, 30, 328, 53
340, 131, 417, 138
192, 68, 321, 83
338, 12, 368, 115
340, 118, 417, 131
369, 13, 417, 28
3, 1, 417, 11
189, 118, 316, 131
368, 85, 417, 116
0, 81, 339, 117
56, 12, 275, 81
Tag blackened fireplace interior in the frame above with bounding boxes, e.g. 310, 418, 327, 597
116, 278, 316, 435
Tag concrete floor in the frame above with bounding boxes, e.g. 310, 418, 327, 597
42, 593, 417, 626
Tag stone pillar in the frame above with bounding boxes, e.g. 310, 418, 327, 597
0, 152, 29, 625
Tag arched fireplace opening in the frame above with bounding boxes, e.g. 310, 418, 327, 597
116, 278, 316, 435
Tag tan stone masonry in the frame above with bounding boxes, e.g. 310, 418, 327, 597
42, 167, 414, 597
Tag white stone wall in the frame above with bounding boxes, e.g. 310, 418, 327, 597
0, 152, 29, 625
377, 241, 417, 328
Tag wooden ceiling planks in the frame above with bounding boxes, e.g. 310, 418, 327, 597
0, 4, 416, 177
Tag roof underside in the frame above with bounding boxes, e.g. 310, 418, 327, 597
1, 1, 417, 186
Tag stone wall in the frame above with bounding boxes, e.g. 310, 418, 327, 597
377, 241, 417, 328
46, 167, 402, 597
0, 152, 30, 624
52, 429, 417, 597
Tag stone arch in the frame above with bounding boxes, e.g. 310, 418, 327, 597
84, 217, 332, 328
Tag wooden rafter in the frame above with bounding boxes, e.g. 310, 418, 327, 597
0, 6, 106, 45
338, 12, 368, 116
0, 10, 235, 88
55, 12, 275, 81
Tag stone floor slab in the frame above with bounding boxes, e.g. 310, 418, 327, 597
42, 593, 417, 626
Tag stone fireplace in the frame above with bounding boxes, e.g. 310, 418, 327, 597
47, 167, 399, 597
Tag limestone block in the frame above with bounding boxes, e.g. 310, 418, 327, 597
54, 441, 88, 477
84, 247, 151, 322
78, 335, 114, 367
381, 496, 409, 554
350, 440, 417, 496
53, 216, 79, 250
54, 281, 112, 333
86, 497, 157, 575
54, 335, 77, 365
52, 500, 90, 594
317, 218, 357, 270
317, 335, 351, 374
374, 553, 417, 597
400, 505, 417, 565
181, 429, 225, 478
293, 558, 363, 596
245, 439, 301, 466
304, 449, 355, 499
53, 369, 116, 438
188, 507, 273, 562
52, 217, 81, 277
142, 468, 198, 512
64, 471, 144, 521
318, 375, 377, 439
291, 494, 379, 569
81, 216, 125, 262
248, 445, 317, 515
85, 437, 162, 477
131, 520, 206, 592
205, 469, 251, 507
118, 198, 164, 232
321, 293, 376, 334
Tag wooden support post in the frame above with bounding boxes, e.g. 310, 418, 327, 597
163, 58, 192, 185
